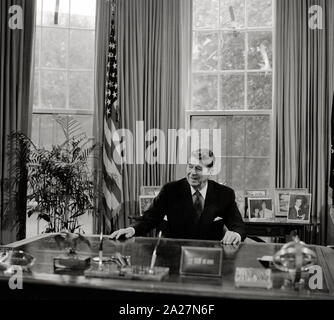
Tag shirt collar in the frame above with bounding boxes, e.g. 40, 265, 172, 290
190, 182, 208, 199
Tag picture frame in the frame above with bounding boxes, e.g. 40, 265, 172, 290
248, 198, 274, 220
244, 190, 267, 219
140, 186, 161, 196
274, 188, 308, 217
287, 193, 311, 223
139, 195, 155, 216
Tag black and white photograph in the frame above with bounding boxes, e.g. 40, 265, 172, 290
248, 198, 274, 220
244, 190, 267, 218
138, 195, 155, 216
1, 0, 334, 309
287, 194, 312, 223
274, 188, 308, 217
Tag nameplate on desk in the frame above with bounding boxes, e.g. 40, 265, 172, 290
179, 246, 223, 277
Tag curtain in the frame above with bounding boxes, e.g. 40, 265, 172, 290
275, 0, 334, 245
116, 0, 191, 228
0, 0, 36, 244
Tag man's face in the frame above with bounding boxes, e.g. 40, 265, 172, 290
261, 202, 266, 209
295, 199, 302, 208
186, 157, 211, 189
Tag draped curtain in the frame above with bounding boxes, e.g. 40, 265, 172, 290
0, 0, 36, 244
116, 0, 191, 228
275, 0, 334, 245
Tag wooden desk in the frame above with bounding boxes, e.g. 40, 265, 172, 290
1, 234, 334, 300
244, 218, 318, 243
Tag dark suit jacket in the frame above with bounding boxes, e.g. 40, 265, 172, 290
288, 207, 309, 220
132, 178, 246, 241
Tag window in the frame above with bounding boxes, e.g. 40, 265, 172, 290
32, 0, 96, 148
189, 0, 273, 192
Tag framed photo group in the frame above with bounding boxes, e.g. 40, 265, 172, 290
236, 189, 312, 223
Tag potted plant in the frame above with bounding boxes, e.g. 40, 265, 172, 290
5, 116, 99, 235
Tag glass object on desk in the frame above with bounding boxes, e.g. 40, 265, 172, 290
273, 236, 317, 290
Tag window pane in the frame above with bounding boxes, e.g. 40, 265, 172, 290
69, 30, 95, 69
191, 116, 227, 156
220, 0, 245, 29
247, 0, 272, 27
192, 74, 218, 110
193, 32, 218, 71
70, 0, 96, 29
39, 114, 56, 149
231, 158, 245, 189
191, 117, 219, 151
215, 157, 227, 184
231, 116, 245, 156
220, 74, 244, 109
246, 116, 270, 156
41, 70, 67, 108
31, 114, 40, 145
247, 72, 272, 109
76, 115, 94, 138
42, 0, 69, 27
248, 31, 272, 70
193, 0, 219, 29
69, 71, 93, 109
33, 70, 39, 107
245, 158, 270, 189
35, 27, 41, 67
36, 0, 42, 26
220, 31, 245, 70
41, 28, 68, 68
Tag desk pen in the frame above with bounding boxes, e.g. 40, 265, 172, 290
149, 231, 162, 272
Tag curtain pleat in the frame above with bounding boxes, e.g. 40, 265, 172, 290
275, 0, 334, 245
0, 0, 36, 244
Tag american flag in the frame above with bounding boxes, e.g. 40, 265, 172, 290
102, 0, 122, 233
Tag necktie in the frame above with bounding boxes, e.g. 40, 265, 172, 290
193, 190, 203, 218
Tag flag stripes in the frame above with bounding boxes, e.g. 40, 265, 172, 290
102, 0, 122, 232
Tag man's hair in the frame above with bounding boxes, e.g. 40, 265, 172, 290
295, 197, 303, 203
190, 149, 215, 168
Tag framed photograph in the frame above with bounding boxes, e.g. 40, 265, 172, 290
244, 190, 267, 219
248, 198, 274, 220
139, 195, 155, 215
287, 193, 311, 223
140, 186, 161, 196
274, 188, 308, 217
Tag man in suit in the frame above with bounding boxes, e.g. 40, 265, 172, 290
288, 197, 308, 220
110, 149, 246, 244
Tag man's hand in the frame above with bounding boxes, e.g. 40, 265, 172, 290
110, 227, 135, 240
221, 230, 241, 245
